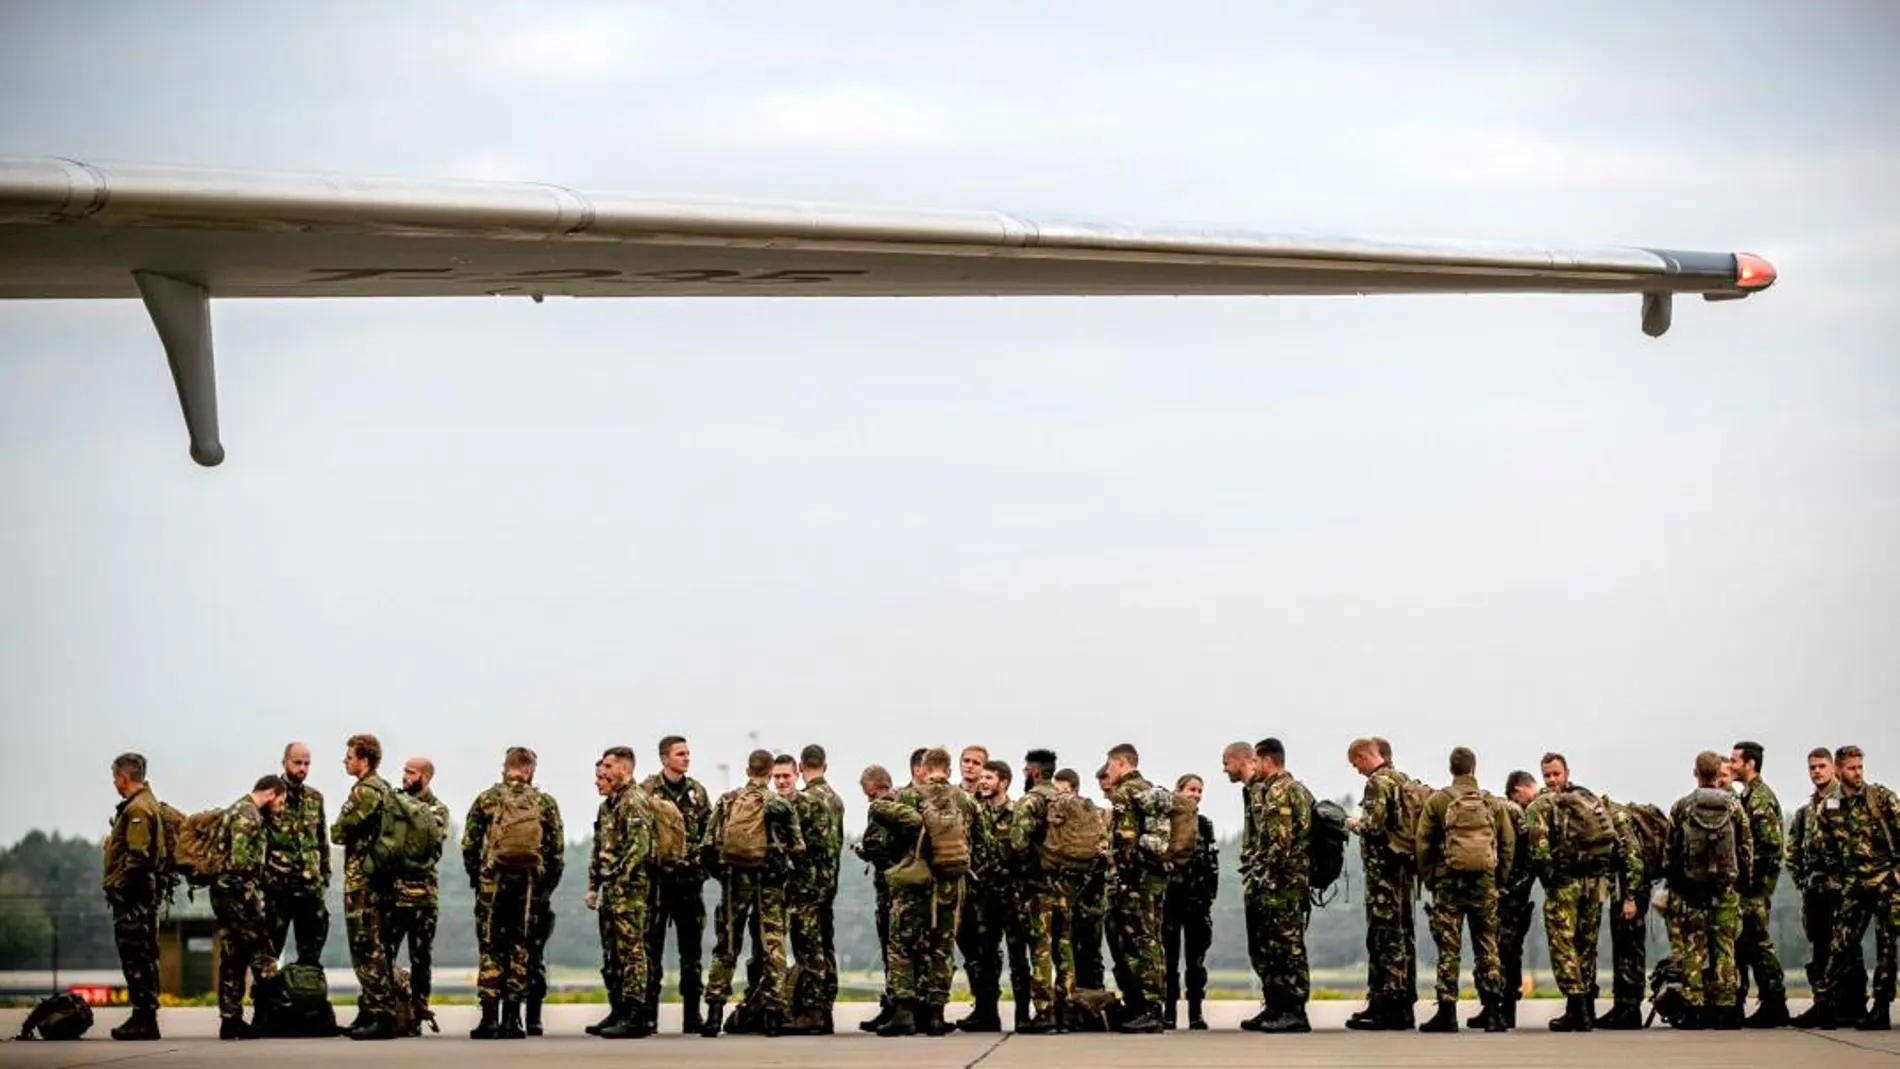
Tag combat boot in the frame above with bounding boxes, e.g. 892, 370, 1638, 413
682, 997, 704, 1035
957, 999, 1003, 1032
1856, 1002, 1892, 1031
525, 998, 544, 1037
1347, 995, 1396, 1031
928, 1002, 956, 1036
698, 1001, 725, 1038
1188, 997, 1208, 1030
877, 999, 918, 1037
1259, 999, 1312, 1034
218, 1017, 259, 1041
348, 1013, 398, 1041
470, 998, 501, 1040
1014, 1000, 1032, 1031
598, 1004, 653, 1039
586, 992, 620, 1035
1549, 993, 1593, 1032
1466, 1000, 1495, 1031
111, 1008, 161, 1041
1745, 994, 1789, 1028
1162, 999, 1177, 1030
1504, 997, 1518, 1028
499, 1000, 527, 1040
1240, 1001, 1273, 1031
1596, 1001, 1644, 1030
1419, 999, 1457, 1033
1116, 1003, 1165, 1034
1347, 998, 1379, 1027
860, 996, 891, 1032
1482, 996, 1508, 1033
1790, 998, 1830, 1028
1711, 1003, 1743, 1030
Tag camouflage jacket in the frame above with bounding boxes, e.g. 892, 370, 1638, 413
1524, 784, 1640, 891
102, 783, 166, 903
642, 772, 712, 880
266, 783, 330, 890
221, 794, 270, 887
330, 772, 391, 893
1499, 798, 1535, 902
1168, 812, 1220, 903
589, 779, 652, 897
1667, 787, 1755, 896
1249, 770, 1314, 899
461, 780, 566, 890
1415, 775, 1515, 888
389, 788, 450, 906
1820, 781, 1900, 888
1606, 802, 1648, 903
986, 796, 1024, 886
704, 781, 803, 883
1738, 777, 1783, 898
870, 779, 992, 888
1789, 781, 1846, 895
1358, 764, 1410, 866
857, 788, 900, 873
1108, 772, 1172, 875
792, 776, 846, 903
1238, 774, 1269, 870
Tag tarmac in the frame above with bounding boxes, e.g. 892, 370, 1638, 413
3, 1000, 1896, 1067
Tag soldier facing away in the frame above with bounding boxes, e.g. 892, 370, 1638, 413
1008, 748, 1083, 1034
461, 746, 565, 1040
265, 742, 330, 968
1345, 736, 1421, 1031
701, 748, 803, 1037
1482, 771, 1538, 1030
102, 752, 165, 1041
1413, 747, 1513, 1034
330, 733, 400, 1041
214, 775, 289, 1040
641, 735, 712, 1034
790, 744, 846, 1033
1665, 749, 1755, 1030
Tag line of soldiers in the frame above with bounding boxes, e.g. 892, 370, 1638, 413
99, 731, 1897, 1040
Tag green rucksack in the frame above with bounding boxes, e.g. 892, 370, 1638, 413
369, 787, 443, 880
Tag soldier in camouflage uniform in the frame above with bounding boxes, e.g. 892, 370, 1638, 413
981, 760, 1034, 1030
853, 764, 901, 1032
383, 757, 450, 1033
1101, 743, 1172, 1032
869, 746, 995, 1038
1790, 747, 1868, 1026
1224, 741, 1276, 1028
103, 753, 165, 1041
1813, 745, 1899, 1031
1522, 752, 1612, 1032
1485, 771, 1538, 1029
701, 749, 803, 1037
1071, 767, 1111, 991
265, 742, 330, 967
1725, 741, 1789, 1027
1246, 737, 1315, 1033
1591, 797, 1650, 1029
461, 746, 565, 1040
1414, 748, 1513, 1033
641, 735, 712, 1034
588, 746, 655, 1039
1161, 773, 1217, 1031
1666, 750, 1756, 1029
952, 747, 1008, 1033
789, 745, 846, 1033
1008, 749, 1079, 1034
214, 775, 288, 1039
330, 733, 400, 1041
1346, 737, 1419, 1031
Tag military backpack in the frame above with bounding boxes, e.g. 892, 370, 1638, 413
1609, 798, 1671, 882
1551, 788, 1618, 874
480, 786, 545, 873
721, 789, 770, 870
1385, 774, 1435, 869
1681, 787, 1740, 888
16, 993, 93, 1041
1164, 790, 1200, 865
257, 964, 340, 1038
163, 804, 230, 887
1040, 792, 1104, 872
1442, 785, 1497, 874
374, 787, 447, 879
1308, 797, 1350, 906
920, 783, 971, 878
649, 795, 689, 870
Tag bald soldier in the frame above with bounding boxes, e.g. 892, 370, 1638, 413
266, 742, 331, 967
385, 757, 451, 1030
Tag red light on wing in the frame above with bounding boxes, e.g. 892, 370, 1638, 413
1735, 252, 1777, 290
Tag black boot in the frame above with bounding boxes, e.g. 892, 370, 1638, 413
1597, 1001, 1644, 1030
877, 999, 918, 1037
1188, 997, 1208, 1030
1857, 1002, 1892, 1031
699, 1001, 725, 1038
927, 1002, 955, 1036
682, 997, 704, 1035
1259, 999, 1312, 1034
1712, 1003, 1743, 1030
218, 1017, 259, 1041
1162, 999, 1178, 1030
1117, 1003, 1165, 1034
471, 999, 501, 1040
861, 997, 891, 1033
499, 1001, 527, 1040
1791, 999, 1830, 1028
957, 999, 1003, 1033
111, 1007, 162, 1041
587, 993, 620, 1036
1466, 1000, 1495, 1031
1018, 1008, 1059, 1034
1348, 994, 1396, 1031
1482, 997, 1508, 1033
1241, 1002, 1273, 1031
599, 1003, 653, 1039
1504, 997, 1517, 1028
525, 998, 543, 1037
1014, 1000, 1031, 1031
1745, 994, 1789, 1029
348, 1013, 398, 1041
1549, 993, 1592, 1032
1419, 999, 1457, 1033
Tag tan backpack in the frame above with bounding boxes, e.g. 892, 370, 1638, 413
721, 790, 769, 870
649, 796, 688, 869
1039, 792, 1104, 872
920, 783, 971, 878
1386, 774, 1435, 867
165, 804, 228, 887
485, 787, 546, 872
1165, 791, 1200, 864
1442, 786, 1498, 874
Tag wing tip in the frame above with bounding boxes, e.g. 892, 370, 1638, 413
1734, 252, 1777, 292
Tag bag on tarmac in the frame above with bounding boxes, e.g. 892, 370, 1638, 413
1164, 789, 1200, 865
1682, 787, 1740, 888
1443, 785, 1499, 874
721, 789, 770, 870
390, 966, 438, 1037
1039, 792, 1105, 873
1385, 774, 1435, 868
919, 782, 971, 878
482, 786, 547, 873
1551, 788, 1618, 874
16, 993, 93, 1041
165, 804, 229, 887
256, 965, 340, 1038
649, 795, 689, 870
1647, 954, 1690, 1027
1308, 798, 1350, 906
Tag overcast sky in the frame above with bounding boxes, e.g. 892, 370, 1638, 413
2, 2, 1896, 844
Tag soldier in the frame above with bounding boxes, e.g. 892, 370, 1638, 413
1009, 748, 1079, 1034
102, 753, 165, 1041
214, 775, 288, 1039
1789, 747, 1868, 1027
641, 735, 712, 1034
513, 756, 563, 1038
1522, 752, 1617, 1032
1414, 747, 1512, 1033
383, 757, 449, 1033
330, 733, 400, 1041
462, 746, 565, 1040
1345, 736, 1419, 1031
854, 764, 900, 1033
584, 755, 621, 1037
952, 747, 1007, 1033
1729, 740, 1788, 1027
982, 759, 1034, 1031
1812, 745, 1898, 1031
869, 746, 994, 1038
1484, 770, 1538, 1030
1100, 743, 1170, 1032
791, 744, 846, 1033
1067, 766, 1110, 993
1224, 740, 1275, 1029
1247, 737, 1315, 1033
1666, 750, 1755, 1030
590, 746, 655, 1039
265, 742, 330, 968
1161, 773, 1216, 1031
961, 745, 989, 795
1591, 793, 1651, 1031
701, 748, 803, 1037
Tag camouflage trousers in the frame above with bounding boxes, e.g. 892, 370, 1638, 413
1541, 875, 1605, 996
1734, 890, 1786, 1002
1107, 866, 1167, 1008
887, 878, 960, 1003
1820, 877, 1899, 1004
1676, 886, 1741, 1007
264, 881, 330, 968
108, 894, 161, 1013
788, 893, 836, 1014
1498, 885, 1534, 1004
1802, 888, 1868, 1007
707, 871, 789, 1013
474, 871, 537, 1001
643, 873, 707, 1010
956, 886, 1004, 1003
1363, 857, 1417, 1002
601, 877, 652, 1007
382, 898, 439, 1000
873, 872, 893, 979
1162, 884, 1212, 1004
1606, 882, 1653, 1006
344, 885, 396, 1013
212, 881, 280, 1020
1072, 868, 1108, 991
1253, 892, 1311, 1005
1428, 873, 1502, 1003
528, 897, 555, 1004
1024, 875, 1076, 1014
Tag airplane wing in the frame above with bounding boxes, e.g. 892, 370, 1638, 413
0, 157, 1776, 466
